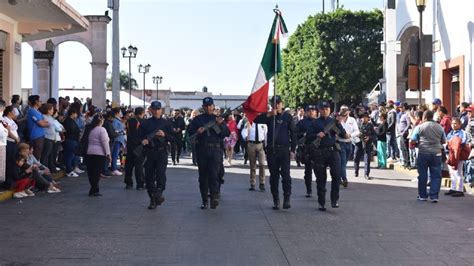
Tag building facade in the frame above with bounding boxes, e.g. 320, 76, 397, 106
382, 0, 473, 114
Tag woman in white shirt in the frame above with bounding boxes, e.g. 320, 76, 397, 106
0, 101, 9, 182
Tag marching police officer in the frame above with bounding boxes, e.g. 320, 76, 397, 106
296, 105, 318, 197
254, 95, 297, 210
306, 101, 346, 211
188, 97, 229, 209
140, 101, 174, 210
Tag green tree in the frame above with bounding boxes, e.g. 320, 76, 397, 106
106, 71, 138, 90
278, 9, 383, 107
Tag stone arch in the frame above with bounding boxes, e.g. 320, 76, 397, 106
28, 15, 110, 108
395, 24, 420, 102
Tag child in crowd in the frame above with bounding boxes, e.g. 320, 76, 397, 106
446, 118, 469, 197
18, 143, 61, 193
10, 155, 36, 199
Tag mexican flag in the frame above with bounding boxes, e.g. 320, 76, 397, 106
243, 9, 288, 124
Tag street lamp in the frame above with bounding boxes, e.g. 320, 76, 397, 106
121, 45, 138, 107
416, 0, 427, 105
138, 63, 151, 109
152, 76, 163, 100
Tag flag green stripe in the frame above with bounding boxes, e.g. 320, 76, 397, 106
260, 14, 284, 80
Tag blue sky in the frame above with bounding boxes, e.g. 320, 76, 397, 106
22, 0, 383, 95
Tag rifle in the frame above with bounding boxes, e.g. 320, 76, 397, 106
133, 127, 166, 157
188, 119, 222, 145
310, 121, 341, 150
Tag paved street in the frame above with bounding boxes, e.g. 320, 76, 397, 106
1, 156, 474, 265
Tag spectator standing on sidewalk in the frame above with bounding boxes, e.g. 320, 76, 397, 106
445, 118, 469, 197
110, 107, 125, 176
376, 112, 388, 169
396, 103, 412, 168
338, 105, 359, 187
353, 112, 376, 180
27, 95, 49, 161
386, 102, 399, 161
410, 110, 446, 202
62, 107, 81, 177
438, 106, 452, 135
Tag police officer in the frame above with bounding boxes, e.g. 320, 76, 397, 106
140, 101, 174, 210
254, 95, 297, 210
188, 97, 229, 209
169, 109, 185, 165
124, 107, 145, 190
296, 105, 318, 197
306, 101, 346, 211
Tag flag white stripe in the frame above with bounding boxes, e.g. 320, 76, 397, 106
251, 65, 268, 93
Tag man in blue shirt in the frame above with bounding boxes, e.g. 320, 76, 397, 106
306, 101, 346, 211
27, 95, 49, 161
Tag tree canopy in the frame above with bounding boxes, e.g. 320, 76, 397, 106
278, 9, 383, 108
106, 71, 138, 90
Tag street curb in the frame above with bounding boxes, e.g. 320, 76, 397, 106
0, 171, 65, 203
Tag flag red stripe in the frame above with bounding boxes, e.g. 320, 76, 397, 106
243, 81, 269, 124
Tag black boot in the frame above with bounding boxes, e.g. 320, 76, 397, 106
148, 194, 157, 210
283, 194, 291, 209
249, 184, 255, 191
272, 196, 280, 210
200, 201, 209, 209
210, 195, 219, 209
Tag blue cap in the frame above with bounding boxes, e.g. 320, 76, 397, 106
150, 101, 162, 109
432, 98, 442, 105
318, 101, 331, 109
203, 97, 214, 106
394, 101, 401, 107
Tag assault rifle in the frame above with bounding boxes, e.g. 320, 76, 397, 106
133, 127, 166, 157
188, 119, 222, 145
310, 121, 341, 150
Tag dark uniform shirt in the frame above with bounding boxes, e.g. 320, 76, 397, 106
306, 116, 346, 148
296, 116, 315, 140
140, 116, 174, 149
126, 117, 143, 147
254, 111, 297, 152
187, 113, 229, 145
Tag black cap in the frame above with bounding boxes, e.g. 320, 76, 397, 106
202, 97, 214, 106
150, 101, 162, 110
305, 104, 317, 111
270, 95, 282, 105
318, 101, 331, 109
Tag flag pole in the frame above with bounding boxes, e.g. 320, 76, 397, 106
272, 5, 279, 149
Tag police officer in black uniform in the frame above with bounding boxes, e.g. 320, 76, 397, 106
169, 109, 185, 165
140, 101, 174, 210
306, 101, 346, 211
188, 97, 229, 209
296, 105, 318, 198
124, 107, 146, 190
254, 95, 297, 210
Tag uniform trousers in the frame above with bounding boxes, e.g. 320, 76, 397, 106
266, 146, 291, 200
197, 145, 223, 202
313, 148, 341, 206
354, 142, 372, 176
124, 147, 145, 188
304, 158, 315, 193
144, 148, 168, 198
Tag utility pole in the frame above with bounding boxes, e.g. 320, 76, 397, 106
109, 0, 120, 105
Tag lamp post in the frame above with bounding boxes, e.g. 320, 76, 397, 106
416, 0, 427, 105
121, 45, 138, 107
138, 64, 151, 109
152, 76, 163, 100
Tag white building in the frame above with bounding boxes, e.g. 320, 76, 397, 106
381, 0, 473, 115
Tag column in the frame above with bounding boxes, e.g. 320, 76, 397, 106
33, 59, 50, 101
91, 62, 108, 109
384, 7, 399, 102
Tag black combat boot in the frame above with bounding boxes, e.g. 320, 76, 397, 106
283, 194, 291, 209
148, 193, 157, 210
272, 196, 280, 210
210, 195, 219, 209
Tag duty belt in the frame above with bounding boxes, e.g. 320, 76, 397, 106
203, 142, 222, 149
